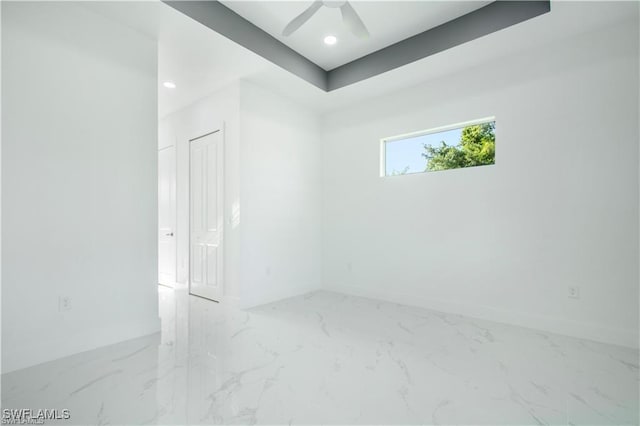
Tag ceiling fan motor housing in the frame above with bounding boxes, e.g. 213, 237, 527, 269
323, 1, 347, 8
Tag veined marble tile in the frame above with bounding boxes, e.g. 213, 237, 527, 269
2, 287, 638, 425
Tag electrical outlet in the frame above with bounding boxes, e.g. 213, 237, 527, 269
59, 296, 72, 311
568, 286, 580, 299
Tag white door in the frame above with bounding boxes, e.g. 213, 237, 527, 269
158, 145, 176, 287
189, 131, 224, 302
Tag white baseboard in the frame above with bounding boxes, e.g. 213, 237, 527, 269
323, 284, 639, 350
241, 284, 322, 310
2, 316, 161, 374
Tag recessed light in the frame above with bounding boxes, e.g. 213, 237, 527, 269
163, 81, 176, 89
323, 35, 337, 46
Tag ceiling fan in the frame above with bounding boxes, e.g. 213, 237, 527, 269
282, 0, 370, 39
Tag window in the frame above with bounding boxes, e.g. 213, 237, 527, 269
381, 118, 496, 176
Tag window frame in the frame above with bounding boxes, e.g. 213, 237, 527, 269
379, 116, 496, 177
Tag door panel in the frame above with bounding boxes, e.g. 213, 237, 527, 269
206, 145, 218, 231
206, 245, 218, 288
189, 131, 223, 301
158, 146, 176, 287
191, 244, 204, 285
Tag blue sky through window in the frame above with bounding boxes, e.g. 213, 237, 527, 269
385, 128, 463, 176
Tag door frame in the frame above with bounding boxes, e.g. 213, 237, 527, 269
188, 124, 225, 302
158, 144, 177, 288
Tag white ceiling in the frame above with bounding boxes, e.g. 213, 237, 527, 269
242, 1, 640, 112
220, 1, 491, 70
84, 1, 273, 117
84, 1, 638, 118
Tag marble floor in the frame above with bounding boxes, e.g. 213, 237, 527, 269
2, 287, 638, 425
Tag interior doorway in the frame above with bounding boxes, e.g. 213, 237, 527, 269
158, 145, 177, 287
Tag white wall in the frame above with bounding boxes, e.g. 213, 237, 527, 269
321, 21, 640, 348
239, 81, 323, 307
159, 84, 242, 301
2, 2, 160, 373
159, 81, 322, 308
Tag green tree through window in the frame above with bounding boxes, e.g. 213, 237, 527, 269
422, 122, 495, 171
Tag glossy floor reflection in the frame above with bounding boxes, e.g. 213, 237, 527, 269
2, 286, 638, 425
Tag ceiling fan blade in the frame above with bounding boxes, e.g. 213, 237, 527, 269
340, 1, 369, 39
282, 0, 323, 36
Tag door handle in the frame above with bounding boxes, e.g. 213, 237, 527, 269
165, 232, 174, 237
